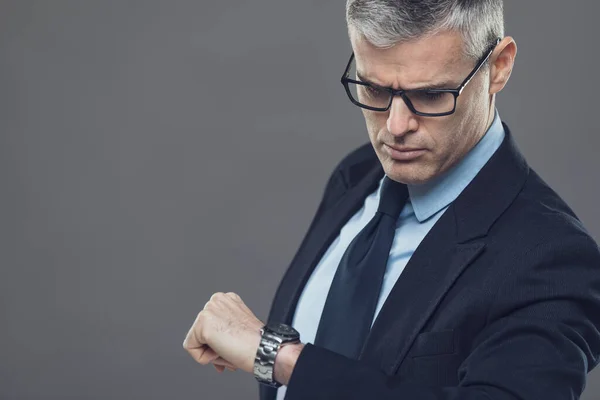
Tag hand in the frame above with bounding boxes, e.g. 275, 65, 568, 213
182, 292, 264, 374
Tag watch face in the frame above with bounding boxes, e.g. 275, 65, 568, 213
266, 322, 299, 339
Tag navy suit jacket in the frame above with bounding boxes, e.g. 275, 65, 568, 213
259, 124, 600, 400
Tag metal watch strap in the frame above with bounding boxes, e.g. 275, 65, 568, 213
254, 328, 300, 388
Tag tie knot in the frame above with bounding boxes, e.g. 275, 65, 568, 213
377, 176, 408, 218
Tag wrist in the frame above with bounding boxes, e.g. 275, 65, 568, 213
273, 343, 305, 386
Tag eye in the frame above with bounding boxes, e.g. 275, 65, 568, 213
365, 85, 382, 95
364, 85, 388, 98
423, 91, 444, 101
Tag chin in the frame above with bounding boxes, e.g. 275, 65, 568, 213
379, 156, 433, 185
389, 174, 431, 186
384, 165, 431, 185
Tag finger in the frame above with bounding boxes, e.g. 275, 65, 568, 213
186, 344, 220, 365
183, 321, 204, 349
212, 356, 237, 369
214, 364, 225, 373
197, 346, 221, 365
182, 331, 194, 349
184, 343, 207, 364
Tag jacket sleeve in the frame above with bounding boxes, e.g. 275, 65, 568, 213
283, 234, 600, 400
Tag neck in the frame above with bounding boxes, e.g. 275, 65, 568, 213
485, 96, 496, 132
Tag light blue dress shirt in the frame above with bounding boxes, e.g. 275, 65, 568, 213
276, 110, 505, 398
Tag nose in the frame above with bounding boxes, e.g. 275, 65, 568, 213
386, 95, 419, 137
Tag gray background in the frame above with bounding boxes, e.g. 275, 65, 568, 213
1, 1, 598, 399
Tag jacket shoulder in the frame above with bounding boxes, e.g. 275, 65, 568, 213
316, 143, 379, 211
333, 142, 379, 189
493, 166, 597, 250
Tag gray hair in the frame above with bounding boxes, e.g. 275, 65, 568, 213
346, 0, 504, 60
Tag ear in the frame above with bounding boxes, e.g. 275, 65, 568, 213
489, 37, 517, 95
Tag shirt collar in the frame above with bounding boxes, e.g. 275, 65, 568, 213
404, 109, 506, 222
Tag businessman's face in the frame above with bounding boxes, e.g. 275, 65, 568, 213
350, 30, 496, 185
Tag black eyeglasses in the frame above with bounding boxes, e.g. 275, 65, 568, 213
340, 38, 501, 117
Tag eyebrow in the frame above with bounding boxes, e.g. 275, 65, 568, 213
355, 71, 456, 91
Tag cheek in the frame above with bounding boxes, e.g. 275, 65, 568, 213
362, 110, 386, 137
421, 118, 451, 148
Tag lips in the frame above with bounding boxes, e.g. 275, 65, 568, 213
383, 143, 426, 161
385, 144, 424, 152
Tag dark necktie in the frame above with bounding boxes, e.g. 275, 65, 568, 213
313, 175, 408, 359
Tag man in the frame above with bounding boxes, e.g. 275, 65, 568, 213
183, 0, 600, 399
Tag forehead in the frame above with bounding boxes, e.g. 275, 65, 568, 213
350, 30, 468, 89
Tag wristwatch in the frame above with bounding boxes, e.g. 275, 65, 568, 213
254, 322, 301, 388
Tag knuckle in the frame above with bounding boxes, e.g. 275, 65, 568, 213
197, 309, 208, 321
197, 313, 211, 340
210, 292, 224, 301
225, 292, 240, 300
